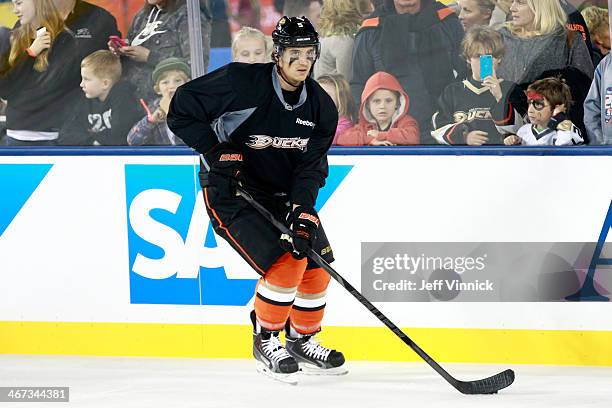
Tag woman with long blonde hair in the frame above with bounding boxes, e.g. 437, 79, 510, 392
490, 0, 595, 58
8, 0, 64, 72
314, 0, 372, 80
496, 0, 594, 137
506, 0, 566, 37
0, 0, 80, 145
496, 0, 592, 84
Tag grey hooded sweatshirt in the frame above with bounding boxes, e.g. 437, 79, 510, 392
124, 2, 211, 103
584, 54, 612, 145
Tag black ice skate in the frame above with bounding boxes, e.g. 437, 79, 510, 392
285, 331, 348, 376
251, 312, 299, 385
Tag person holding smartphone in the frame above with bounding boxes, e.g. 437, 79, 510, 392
0, 0, 80, 146
431, 26, 523, 145
111, 0, 211, 104
12, 1, 120, 63
350, 0, 467, 143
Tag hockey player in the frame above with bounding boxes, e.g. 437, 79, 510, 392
167, 16, 346, 382
504, 77, 584, 146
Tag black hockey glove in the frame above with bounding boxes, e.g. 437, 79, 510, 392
279, 206, 319, 260
203, 143, 245, 196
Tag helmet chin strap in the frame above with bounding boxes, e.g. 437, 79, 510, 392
276, 62, 302, 90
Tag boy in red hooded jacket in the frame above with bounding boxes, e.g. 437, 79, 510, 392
337, 71, 419, 146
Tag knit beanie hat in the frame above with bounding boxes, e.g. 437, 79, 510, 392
151, 57, 190, 84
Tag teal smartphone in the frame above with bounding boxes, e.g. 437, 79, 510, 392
479, 55, 493, 81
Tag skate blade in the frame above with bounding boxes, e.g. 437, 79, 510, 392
299, 364, 349, 376
256, 361, 298, 385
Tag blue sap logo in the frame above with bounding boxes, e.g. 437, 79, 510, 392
0, 164, 52, 238
567, 200, 612, 301
125, 164, 352, 306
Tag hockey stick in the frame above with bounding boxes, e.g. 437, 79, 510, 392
236, 186, 515, 394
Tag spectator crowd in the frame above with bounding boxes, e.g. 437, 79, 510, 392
0, 0, 611, 146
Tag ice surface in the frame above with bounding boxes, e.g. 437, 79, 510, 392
1, 355, 610, 408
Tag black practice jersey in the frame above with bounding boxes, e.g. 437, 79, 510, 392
168, 62, 338, 209
431, 78, 523, 145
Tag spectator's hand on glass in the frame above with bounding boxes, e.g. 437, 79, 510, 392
369, 139, 395, 146
367, 130, 395, 146
482, 76, 502, 102
120, 45, 150, 62
30, 33, 51, 56
466, 130, 489, 145
504, 135, 521, 145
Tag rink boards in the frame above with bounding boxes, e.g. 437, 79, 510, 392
0, 150, 611, 365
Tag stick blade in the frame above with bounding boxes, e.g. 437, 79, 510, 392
456, 369, 515, 394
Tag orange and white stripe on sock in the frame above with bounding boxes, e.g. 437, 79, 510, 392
254, 252, 307, 331
289, 267, 331, 334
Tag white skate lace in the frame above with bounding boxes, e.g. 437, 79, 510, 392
302, 337, 332, 361
262, 335, 292, 364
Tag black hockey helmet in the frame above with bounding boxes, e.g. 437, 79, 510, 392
272, 16, 320, 60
